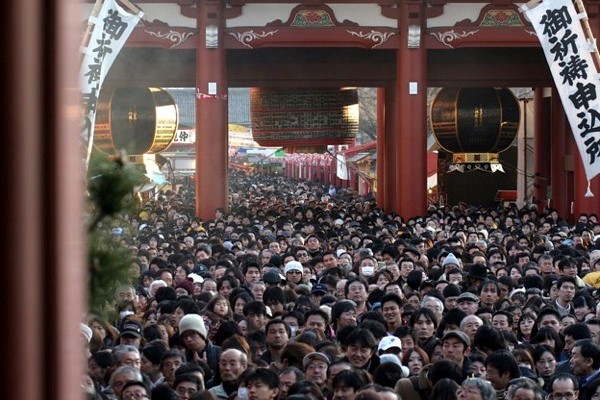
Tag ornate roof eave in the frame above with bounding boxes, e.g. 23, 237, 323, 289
115, 0, 597, 50
225, 27, 399, 49
425, 3, 539, 49
123, 25, 540, 51
124, 25, 538, 51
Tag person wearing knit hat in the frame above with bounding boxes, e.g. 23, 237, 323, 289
441, 253, 461, 271
284, 260, 304, 285
175, 279, 195, 297
442, 283, 462, 310
179, 314, 207, 340
179, 313, 222, 374
263, 269, 283, 286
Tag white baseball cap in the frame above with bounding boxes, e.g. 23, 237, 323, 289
378, 335, 402, 353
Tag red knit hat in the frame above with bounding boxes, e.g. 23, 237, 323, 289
175, 279, 194, 295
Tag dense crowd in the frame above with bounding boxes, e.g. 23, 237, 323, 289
82, 171, 600, 400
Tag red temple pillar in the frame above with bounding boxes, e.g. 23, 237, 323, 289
550, 89, 569, 218
533, 88, 551, 210
376, 87, 385, 208
195, 0, 228, 219
383, 83, 397, 212
395, 1, 427, 219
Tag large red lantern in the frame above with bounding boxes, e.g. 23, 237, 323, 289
250, 87, 359, 148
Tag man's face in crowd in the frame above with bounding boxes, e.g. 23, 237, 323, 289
305, 314, 326, 337
245, 267, 261, 283
279, 371, 297, 399
539, 314, 560, 331
305, 360, 328, 386
458, 300, 478, 315
558, 281, 576, 304
400, 260, 414, 279
266, 322, 289, 350
323, 253, 338, 269
247, 312, 268, 332
347, 281, 367, 303
219, 350, 246, 383
382, 300, 402, 327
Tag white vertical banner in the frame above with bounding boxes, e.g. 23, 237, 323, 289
523, 0, 600, 184
80, 0, 144, 164
336, 153, 349, 180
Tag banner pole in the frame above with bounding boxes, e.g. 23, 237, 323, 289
117, 0, 146, 18
574, 0, 600, 71
81, 0, 104, 51
520, 0, 543, 12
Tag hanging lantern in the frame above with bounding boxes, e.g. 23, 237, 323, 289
430, 87, 520, 172
94, 87, 178, 155
250, 88, 359, 147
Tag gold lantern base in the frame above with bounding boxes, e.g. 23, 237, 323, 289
449, 153, 505, 173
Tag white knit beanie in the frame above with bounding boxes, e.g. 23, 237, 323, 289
284, 261, 303, 274
179, 314, 207, 339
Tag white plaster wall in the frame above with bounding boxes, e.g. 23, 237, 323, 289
327, 4, 397, 28
226, 3, 300, 27
427, 3, 488, 28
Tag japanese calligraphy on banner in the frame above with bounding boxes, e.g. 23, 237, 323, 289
80, 0, 144, 164
523, 0, 600, 185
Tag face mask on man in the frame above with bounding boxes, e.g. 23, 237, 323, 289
361, 266, 375, 277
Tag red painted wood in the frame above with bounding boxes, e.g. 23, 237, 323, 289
395, 1, 427, 219
195, 0, 229, 219
550, 90, 569, 219
533, 88, 551, 210
376, 88, 385, 208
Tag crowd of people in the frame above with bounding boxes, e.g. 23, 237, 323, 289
81, 171, 600, 400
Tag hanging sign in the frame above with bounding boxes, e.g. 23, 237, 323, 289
80, 0, 144, 165
523, 0, 600, 189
